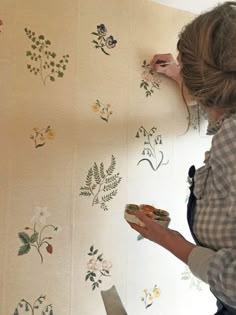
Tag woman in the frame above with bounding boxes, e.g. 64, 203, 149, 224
126, 2, 236, 314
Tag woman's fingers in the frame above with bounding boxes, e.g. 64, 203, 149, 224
128, 222, 147, 236
150, 53, 174, 66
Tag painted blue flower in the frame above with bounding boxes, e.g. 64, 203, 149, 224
105, 36, 117, 49
97, 24, 107, 36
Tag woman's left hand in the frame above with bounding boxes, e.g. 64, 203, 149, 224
126, 210, 196, 264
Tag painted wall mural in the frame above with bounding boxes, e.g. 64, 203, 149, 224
13, 295, 54, 315
91, 24, 117, 56
79, 155, 122, 211
140, 60, 161, 97
17, 207, 60, 264
30, 126, 55, 149
141, 285, 161, 309
136, 126, 168, 171
24, 28, 69, 85
92, 100, 113, 122
0, 1, 215, 315
181, 266, 203, 291
85, 245, 112, 291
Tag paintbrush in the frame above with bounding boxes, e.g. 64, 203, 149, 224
155, 60, 176, 67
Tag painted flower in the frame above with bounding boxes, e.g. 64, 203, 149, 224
105, 36, 117, 49
33, 127, 39, 132
102, 260, 112, 270
92, 103, 100, 112
40, 135, 46, 141
153, 288, 161, 298
142, 70, 154, 83
47, 130, 55, 140
97, 24, 107, 36
31, 206, 51, 224
87, 258, 101, 271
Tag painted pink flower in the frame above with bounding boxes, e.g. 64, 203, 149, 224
87, 258, 101, 271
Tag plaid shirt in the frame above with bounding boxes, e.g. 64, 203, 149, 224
188, 112, 236, 308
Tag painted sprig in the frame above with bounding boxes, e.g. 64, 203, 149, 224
30, 126, 55, 149
91, 24, 117, 55
80, 155, 122, 211
141, 285, 161, 309
140, 60, 160, 97
136, 126, 168, 171
13, 295, 54, 315
24, 27, 69, 85
92, 99, 113, 122
181, 266, 203, 291
17, 207, 59, 263
85, 245, 112, 291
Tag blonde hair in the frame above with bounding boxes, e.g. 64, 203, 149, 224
177, 2, 236, 111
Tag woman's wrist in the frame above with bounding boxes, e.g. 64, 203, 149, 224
161, 229, 196, 264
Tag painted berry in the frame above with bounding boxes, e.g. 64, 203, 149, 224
46, 244, 53, 254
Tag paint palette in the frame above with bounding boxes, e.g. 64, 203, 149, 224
124, 204, 170, 227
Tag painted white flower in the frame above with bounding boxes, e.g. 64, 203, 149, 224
102, 260, 112, 270
31, 206, 51, 224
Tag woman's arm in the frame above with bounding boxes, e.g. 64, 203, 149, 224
127, 210, 196, 264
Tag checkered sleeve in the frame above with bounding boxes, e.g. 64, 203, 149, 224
188, 246, 236, 307
189, 116, 236, 307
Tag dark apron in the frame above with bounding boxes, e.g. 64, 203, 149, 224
187, 165, 236, 315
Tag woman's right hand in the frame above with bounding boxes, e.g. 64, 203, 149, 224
150, 53, 181, 85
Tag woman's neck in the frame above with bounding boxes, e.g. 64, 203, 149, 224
202, 106, 226, 123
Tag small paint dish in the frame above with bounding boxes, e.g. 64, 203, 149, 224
124, 203, 170, 228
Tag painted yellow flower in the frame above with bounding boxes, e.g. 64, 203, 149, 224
47, 130, 55, 140
92, 103, 100, 112
153, 288, 161, 298
148, 296, 154, 302
143, 289, 148, 293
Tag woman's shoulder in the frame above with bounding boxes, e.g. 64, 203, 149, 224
213, 112, 236, 142
211, 113, 236, 162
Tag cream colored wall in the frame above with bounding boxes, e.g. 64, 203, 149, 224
0, 1, 216, 314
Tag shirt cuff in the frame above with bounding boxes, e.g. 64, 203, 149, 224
188, 246, 216, 283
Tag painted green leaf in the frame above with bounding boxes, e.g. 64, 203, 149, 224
50, 76, 55, 82
39, 35, 45, 40
36, 143, 46, 148
18, 232, 30, 244
97, 254, 103, 261
18, 244, 31, 255
30, 232, 38, 243
101, 47, 110, 56
85, 274, 90, 281
137, 234, 144, 241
